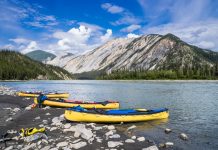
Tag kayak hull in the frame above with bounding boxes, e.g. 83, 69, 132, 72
17, 92, 69, 98
64, 109, 169, 123
34, 98, 119, 109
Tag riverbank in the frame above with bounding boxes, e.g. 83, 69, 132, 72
0, 85, 191, 150
0, 95, 159, 150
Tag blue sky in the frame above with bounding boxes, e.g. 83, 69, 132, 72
0, 0, 218, 54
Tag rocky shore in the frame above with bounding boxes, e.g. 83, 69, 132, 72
0, 85, 188, 150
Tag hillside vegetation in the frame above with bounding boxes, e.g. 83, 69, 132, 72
0, 50, 73, 80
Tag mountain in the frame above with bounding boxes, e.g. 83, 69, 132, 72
0, 50, 73, 80
26, 50, 56, 62
47, 33, 218, 79
48, 52, 74, 67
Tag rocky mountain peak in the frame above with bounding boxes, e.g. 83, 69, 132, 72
46, 33, 218, 75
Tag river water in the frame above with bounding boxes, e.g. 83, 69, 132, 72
1, 80, 218, 149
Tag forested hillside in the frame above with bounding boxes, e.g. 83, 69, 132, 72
0, 50, 73, 80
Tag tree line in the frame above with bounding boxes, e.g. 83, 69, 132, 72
97, 65, 218, 80
0, 50, 73, 80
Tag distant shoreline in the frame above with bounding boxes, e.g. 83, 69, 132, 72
1, 79, 218, 82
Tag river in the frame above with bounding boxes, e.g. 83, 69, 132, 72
1, 80, 218, 149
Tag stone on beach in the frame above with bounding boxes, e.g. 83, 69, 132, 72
93, 126, 103, 130
131, 136, 136, 140
49, 148, 58, 150
105, 130, 114, 138
23, 143, 37, 150
25, 105, 32, 110
63, 147, 71, 150
42, 120, 48, 124
74, 131, 81, 138
17, 145, 23, 149
137, 137, 145, 142
158, 143, 165, 148
108, 141, 123, 148
39, 124, 44, 128
125, 139, 135, 143
87, 123, 96, 127
165, 142, 174, 147
56, 141, 69, 147
108, 125, 115, 130
51, 116, 64, 126
13, 108, 21, 112
72, 139, 82, 143
70, 141, 87, 149
12, 136, 19, 141
179, 133, 188, 140
64, 123, 71, 129
127, 125, 136, 131
96, 137, 103, 143
40, 146, 51, 150
81, 129, 93, 140
4, 146, 13, 150
6, 117, 13, 122
63, 124, 94, 140
59, 114, 65, 119
45, 113, 51, 116
109, 134, 120, 139
164, 128, 172, 134
7, 130, 17, 134
37, 140, 41, 145
142, 145, 159, 150
3, 107, 12, 111
52, 116, 63, 124
35, 116, 40, 120
42, 139, 49, 144
42, 106, 51, 110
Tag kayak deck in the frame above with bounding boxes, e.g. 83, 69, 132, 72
17, 92, 69, 98
65, 107, 169, 123
34, 98, 119, 109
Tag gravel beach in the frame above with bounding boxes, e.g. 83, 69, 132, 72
0, 85, 184, 150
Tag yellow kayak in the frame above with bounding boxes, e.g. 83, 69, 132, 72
34, 98, 119, 109
65, 106, 169, 123
17, 92, 69, 98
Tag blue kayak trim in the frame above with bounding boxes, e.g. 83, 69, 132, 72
68, 106, 168, 115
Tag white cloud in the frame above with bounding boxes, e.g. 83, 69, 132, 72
100, 29, 113, 43
137, 0, 218, 51
35, 15, 56, 22
78, 22, 103, 32
143, 20, 218, 50
53, 25, 91, 52
21, 41, 39, 53
112, 14, 141, 26
50, 25, 113, 54
121, 24, 141, 32
127, 33, 140, 38
5, 24, 113, 55
2, 44, 15, 50
198, 41, 215, 49
9, 38, 39, 53
26, 15, 59, 28
101, 3, 124, 14
9, 37, 39, 53
101, 2, 141, 26
67, 20, 77, 26
9, 38, 30, 44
